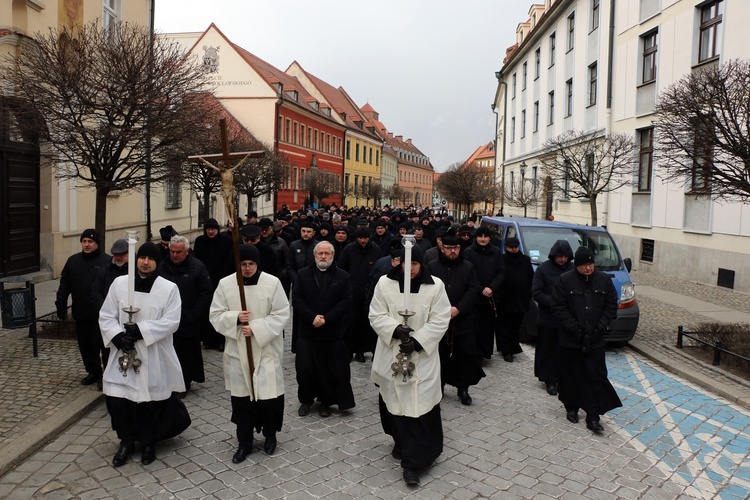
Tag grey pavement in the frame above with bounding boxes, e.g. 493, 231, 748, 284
0, 270, 748, 497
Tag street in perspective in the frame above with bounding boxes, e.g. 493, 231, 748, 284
0, 270, 749, 499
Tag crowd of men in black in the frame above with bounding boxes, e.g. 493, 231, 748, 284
55, 202, 621, 486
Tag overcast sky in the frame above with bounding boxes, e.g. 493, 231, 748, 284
154, 0, 532, 171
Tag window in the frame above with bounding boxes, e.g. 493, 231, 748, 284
549, 33, 556, 66
699, 1, 723, 63
511, 116, 516, 143
584, 153, 595, 184
314, 130, 318, 150
642, 31, 658, 84
293, 122, 298, 144
293, 167, 298, 189
640, 239, 655, 263
369, 147, 373, 164
533, 101, 540, 132
637, 127, 653, 191
548, 91, 555, 125
512, 73, 517, 98
563, 161, 571, 197
588, 63, 598, 106
591, 0, 600, 32
567, 12, 575, 50
346, 140, 351, 160
300, 125, 306, 147
565, 79, 573, 117
535, 48, 541, 79
166, 178, 182, 209
355, 143, 360, 161
375, 150, 379, 166
285, 118, 291, 142
522, 62, 528, 89
103, 0, 120, 31
521, 110, 526, 138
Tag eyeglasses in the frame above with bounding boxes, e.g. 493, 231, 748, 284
443, 246, 461, 252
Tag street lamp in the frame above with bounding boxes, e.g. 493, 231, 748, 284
308, 154, 318, 209
519, 161, 527, 178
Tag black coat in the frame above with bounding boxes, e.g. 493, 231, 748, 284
498, 251, 534, 315
337, 241, 381, 301
56, 249, 111, 321
292, 263, 352, 342
532, 240, 574, 327
193, 232, 233, 289
286, 238, 317, 284
427, 253, 480, 337
551, 268, 618, 350
158, 254, 213, 338
463, 241, 505, 305
91, 260, 128, 313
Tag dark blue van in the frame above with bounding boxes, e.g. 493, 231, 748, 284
480, 216, 639, 344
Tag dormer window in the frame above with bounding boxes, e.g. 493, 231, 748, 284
291, 90, 298, 101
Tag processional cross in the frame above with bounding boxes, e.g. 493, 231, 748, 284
188, 117, 265, 397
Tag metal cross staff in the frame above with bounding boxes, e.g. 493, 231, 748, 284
188, 117, 265, 398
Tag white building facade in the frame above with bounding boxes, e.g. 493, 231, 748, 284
607, 0, 750, 293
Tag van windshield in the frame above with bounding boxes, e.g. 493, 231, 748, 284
520, 226, 623, 271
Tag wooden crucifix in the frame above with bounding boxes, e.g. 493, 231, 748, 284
188, 117, 265, 398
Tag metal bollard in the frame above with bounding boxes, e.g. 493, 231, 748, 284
677, 325, 683, 348
713, 340, 722, 366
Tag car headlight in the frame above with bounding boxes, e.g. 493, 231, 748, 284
620, 282, 635, 304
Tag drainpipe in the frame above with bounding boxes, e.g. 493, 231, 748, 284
494, 73, 508, 216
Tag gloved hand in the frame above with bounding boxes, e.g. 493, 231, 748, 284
124, 323, 143, 340
56, 308, 67, 320
399, 337, 416, 355
121, 335, 136, 353
393, 324, 413, 341
111, 333, 124, 350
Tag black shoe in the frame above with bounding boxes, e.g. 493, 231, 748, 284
566, 410, 579, 424
141, 444, 156, 465
586, 419, 604, 434
319, 404, 331, 417
403, 467, 420, 486
546, 383, 558, 396
217, 343, 225, 352
232, 445, 252, 464
81, 373, 100, 386
503, 354, 514, 363
458, 389, 472, 405
354, 353, 366, 363
298, 403, 311, 416
264, 436, 277, 455
391, 446, 402, 460
112, 442, 133, 467
97, 379, 103, 391
176, 391, 187, 399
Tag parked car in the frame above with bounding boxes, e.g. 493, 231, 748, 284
480, 216, 639, 344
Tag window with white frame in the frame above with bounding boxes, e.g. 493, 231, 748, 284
567, 12, 576, 51
690, 122, 713, 193
591, 0, 600, 32
642, 30, 658, 84
103, 0, 120, 31
562, 160, 571, 198
535, 48, 541, 79
698, 0, 723, 63
637, 127, 653, 192
565, 79, 573, 117
521, 110, 526, 138
522, 62, 528, 89
166, 178, 182, 209
533, 101, 540, 132
511, 117, 516, 143
548, 91, 555, 125
588, 62, 598, 106
512, 73, 517, 98
549, 32, 556, 67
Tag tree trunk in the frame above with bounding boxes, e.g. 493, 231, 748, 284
246, 192, 253, 213
589, 194, 598, 226
95, 186, 109, 249
202, 186, 212, 224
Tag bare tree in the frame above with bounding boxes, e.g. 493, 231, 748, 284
234, 147, 290, 214
380, 184, 395, 207
653, 59, 750, 202
503, 176, 539, 217
3, 21, 212, 242
540, 130, 636, 226
301, 165, 339, 208
435, 161, 496, 218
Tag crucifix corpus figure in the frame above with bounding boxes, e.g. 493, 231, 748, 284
187, 117, 265, 396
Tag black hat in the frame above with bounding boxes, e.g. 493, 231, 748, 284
258, 217, 273, 228
110, 239, 128, 255
245, 211, 258, 218
320, 222, 333, 232
159, 225, 177, 242
459, 225, 472, 235
300, 221, 317, 230
574, 246, 595, 265
80, 228, 100, 245
136, 241, 161, 263
474, 226, 493, 238
239, 244, 260, 265
441, 229, 460, 247
354, 227, 371, 239
388, 239, 404, 258
240, 224, 261, 239
204, 218, 220, 230
505, 237, 520, 248
374, 220, 387, 228
399, 243, 425, 267
335, 226, 349, 235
